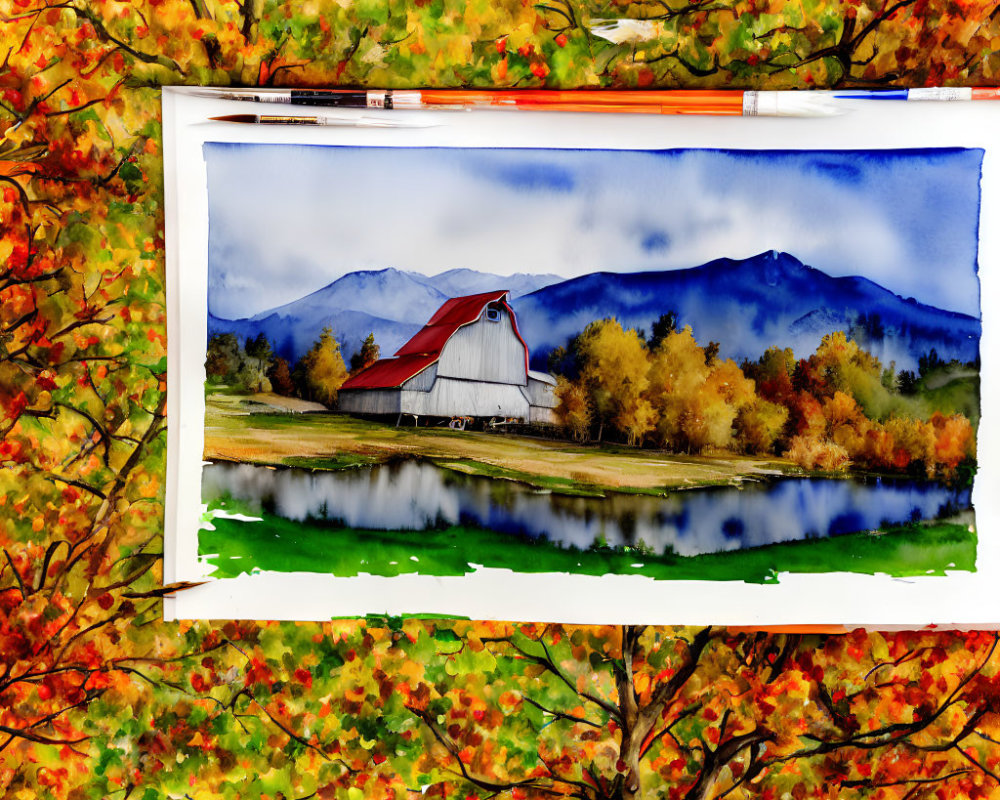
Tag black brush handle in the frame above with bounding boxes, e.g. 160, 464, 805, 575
289, 90, 371, 108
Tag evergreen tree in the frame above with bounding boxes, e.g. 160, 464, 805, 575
244, 332, 273, 372
205, 333, 242, 383
349, 333, 380, 373
646, 311, 678, 352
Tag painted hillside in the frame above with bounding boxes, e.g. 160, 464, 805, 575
208, 268, 560, 362
515, 251, 981, 371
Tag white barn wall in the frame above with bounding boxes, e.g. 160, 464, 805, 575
436, 308, 526, 386
402, 378, 529, 418
401, 363, 437, 391
526, 372, 557, 408
528, 405, 556, 424
338, 389, 402, 415
525, 373, 557, 424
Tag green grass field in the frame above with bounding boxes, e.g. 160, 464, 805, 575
199, 500, 976, 584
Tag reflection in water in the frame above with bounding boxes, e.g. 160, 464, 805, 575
202, 461, 970, 557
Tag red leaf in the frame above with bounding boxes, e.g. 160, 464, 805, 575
293, 667, 313, 689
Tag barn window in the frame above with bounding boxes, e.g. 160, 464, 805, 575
486, 306, 501, 322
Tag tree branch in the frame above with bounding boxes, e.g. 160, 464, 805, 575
408, 706, 577, 798
487, 635, 622, 723
522, 695, 604, 728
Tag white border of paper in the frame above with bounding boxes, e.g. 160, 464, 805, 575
162, 86, 998, 625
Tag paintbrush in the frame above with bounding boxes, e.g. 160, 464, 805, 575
191, 88, 843, 117
207, 113, 437, 128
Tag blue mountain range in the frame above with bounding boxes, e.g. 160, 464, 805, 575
208, 268, 561, 364
208, 251, 979, 372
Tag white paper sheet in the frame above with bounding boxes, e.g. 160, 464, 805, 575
162, 86, 998, 625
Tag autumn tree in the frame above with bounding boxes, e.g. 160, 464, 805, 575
930, 412, 977, 473
0, 1, 996, 798
295, 327, 348, 407
266, 356, 295, 396
577, 319, 656, 445
584, 0, 1000, 90
823, 390, 871, 457
810, 331, 891, 415
401, 624, 1000, 800
773, 334, 977, 476
646, 327, 754, 453
0, 5, 174, 780
735, 399, 789, 455
744, 347, 797, 408
554, 375, 593, 442
349, 332, 380, 374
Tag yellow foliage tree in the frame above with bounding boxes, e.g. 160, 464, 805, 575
646, 326, 709, 451
736, 398, 789, 454
647, 328, 754, 452
299, 327, 348, 407
822, 390, 871, 458
812, 331, 882, 384
886, 416, 938, 476
577, 319, 654, 445
809, 330, 911, 419
554, 376, 592, 442
784, 435, 851, 471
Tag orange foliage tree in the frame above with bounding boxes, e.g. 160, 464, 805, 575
400, 624, 1000, 800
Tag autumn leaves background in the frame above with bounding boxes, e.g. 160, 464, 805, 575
2, 1, 1000, 798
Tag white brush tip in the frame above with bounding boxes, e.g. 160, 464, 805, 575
587, 18, 662, 44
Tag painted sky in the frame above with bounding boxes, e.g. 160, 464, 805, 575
204, 143, 983, 319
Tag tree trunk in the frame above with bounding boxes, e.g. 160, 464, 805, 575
616, 725, 643, 800
683, 734, 769, 800
613, 626, 648, 800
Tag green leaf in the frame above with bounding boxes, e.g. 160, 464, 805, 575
445, 646, 497, 676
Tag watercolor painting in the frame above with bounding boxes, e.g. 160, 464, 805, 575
198, 143, 980, 584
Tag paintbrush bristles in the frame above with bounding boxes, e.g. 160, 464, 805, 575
209, 114, 258, 123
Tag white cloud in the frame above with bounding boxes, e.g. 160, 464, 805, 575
205, 144, 981, 318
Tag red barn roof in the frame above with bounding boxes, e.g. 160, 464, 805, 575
395, 290, 510, 357
341, 290, 527, 391
339, 353, 438, 390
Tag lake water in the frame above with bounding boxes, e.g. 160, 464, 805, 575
201, 460, 971, 557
